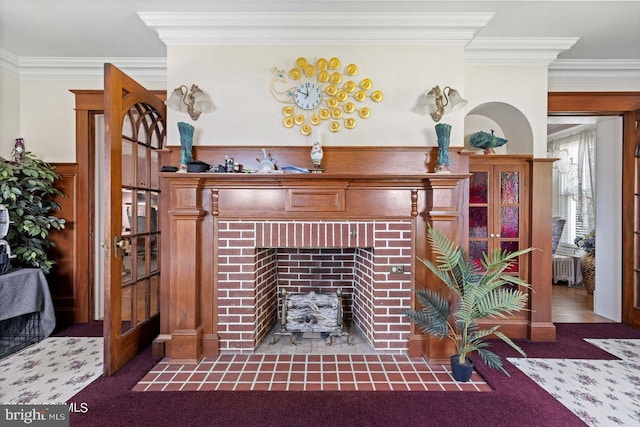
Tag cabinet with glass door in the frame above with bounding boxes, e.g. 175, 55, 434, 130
468, 155, 530, 286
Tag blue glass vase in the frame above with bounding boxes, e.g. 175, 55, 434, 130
177, 121, 194, 170
435, 123, 452, 173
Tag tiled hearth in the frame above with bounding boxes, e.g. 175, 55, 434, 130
134, 354, 489, 392
136, 327, 490, 392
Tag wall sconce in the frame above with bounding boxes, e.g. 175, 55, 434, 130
423, 85, 467, 122
165, 84, 213, 120
419, 85, 467, 173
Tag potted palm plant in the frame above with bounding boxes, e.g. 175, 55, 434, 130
406, 227, 532, 381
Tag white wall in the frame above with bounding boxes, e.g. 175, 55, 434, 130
166, 45, 467, 150
13, 77, 165, 163
18, 79, 94, 162
465, 64, 549, 157
6, 49, 556, 163
0, 71, 20, 157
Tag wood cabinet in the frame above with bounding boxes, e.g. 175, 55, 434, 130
469, 155, 530, 315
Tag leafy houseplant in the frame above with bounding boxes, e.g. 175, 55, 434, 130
0, 152, 65, 273
406, 227, 533, 380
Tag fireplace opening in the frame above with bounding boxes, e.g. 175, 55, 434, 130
257, 248, 373, 351
217, 220, 413, 355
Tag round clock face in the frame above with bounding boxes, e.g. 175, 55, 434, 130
294, 82, 322, 110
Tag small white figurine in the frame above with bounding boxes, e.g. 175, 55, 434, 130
310, 141, 323, 172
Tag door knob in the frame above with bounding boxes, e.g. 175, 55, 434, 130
113, 236, 128, 259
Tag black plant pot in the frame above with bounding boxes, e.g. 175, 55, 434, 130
450, 355, 474, 382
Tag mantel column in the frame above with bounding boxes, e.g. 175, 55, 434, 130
166, 177, 206, 363
409, 176, 469, 361
528, 159, 557, 341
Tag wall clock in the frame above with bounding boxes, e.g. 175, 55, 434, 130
270, 57, 383, 136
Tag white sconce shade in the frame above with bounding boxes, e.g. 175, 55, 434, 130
192, 91, 212, 113
447, 88, 468, 112
166, 87, 186, 111
423, 87, 439, 116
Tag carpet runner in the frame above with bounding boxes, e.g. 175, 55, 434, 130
509, 339, 640, 426
0, 337, 103, 404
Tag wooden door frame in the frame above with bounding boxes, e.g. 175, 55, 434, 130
548, 92, 640, 327
70, 90, 102, 323
70, 89, 166, 324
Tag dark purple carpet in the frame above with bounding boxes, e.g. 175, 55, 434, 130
57, 322, 640, 427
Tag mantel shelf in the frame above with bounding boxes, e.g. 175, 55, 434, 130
159, 172, 472, 183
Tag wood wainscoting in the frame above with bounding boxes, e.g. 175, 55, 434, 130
48, 163, 83, 326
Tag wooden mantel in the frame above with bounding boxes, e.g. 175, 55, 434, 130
154, 147, 555, 364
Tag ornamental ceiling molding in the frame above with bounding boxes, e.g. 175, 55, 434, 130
137, 12, 495, 46
548, 59, 640, 83
0, 48, 20, 77
465, 37, 580, 66
0, 49, 166, 81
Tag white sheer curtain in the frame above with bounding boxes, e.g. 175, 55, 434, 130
548, 126, 596, 245
576, 130, 596, 234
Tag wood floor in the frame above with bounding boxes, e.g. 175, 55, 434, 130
552, 284, 615, 323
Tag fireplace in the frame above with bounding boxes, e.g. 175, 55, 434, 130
155, 146, 472, 363
217, 220, 413, 353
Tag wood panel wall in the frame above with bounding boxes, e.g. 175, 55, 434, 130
48, 163, 81, 326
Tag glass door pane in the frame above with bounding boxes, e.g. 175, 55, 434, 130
497, 168, 522, 275
469, 170, 491, 269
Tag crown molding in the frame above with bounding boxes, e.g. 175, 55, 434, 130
465, 37, 580, 65
4, 39, 639, 86
549, 59, 640, 83
0, 48, 20, 77
138, 12, 494, 46
0, 49, 166, 81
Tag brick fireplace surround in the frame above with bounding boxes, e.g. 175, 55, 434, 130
217, 220, 412, 353
154, 147, 555, 364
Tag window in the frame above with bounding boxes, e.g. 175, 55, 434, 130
548, 126, 596, 246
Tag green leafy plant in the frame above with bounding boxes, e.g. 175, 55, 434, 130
0, 152, 66, 273
406, 226, 533, 376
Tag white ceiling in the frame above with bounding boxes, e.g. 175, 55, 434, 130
1, 0, 639, 61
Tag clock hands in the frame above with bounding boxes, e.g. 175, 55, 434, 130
296, 88, 309, 98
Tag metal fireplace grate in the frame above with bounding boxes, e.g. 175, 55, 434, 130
271, 289, 352, 346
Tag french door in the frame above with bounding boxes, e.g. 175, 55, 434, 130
103, 64, 166, 375
632, 109, 640, 328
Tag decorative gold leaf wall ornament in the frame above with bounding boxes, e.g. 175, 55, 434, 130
269, 57, 383, 136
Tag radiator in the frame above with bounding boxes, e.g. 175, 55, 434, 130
553, 255, 575, 286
